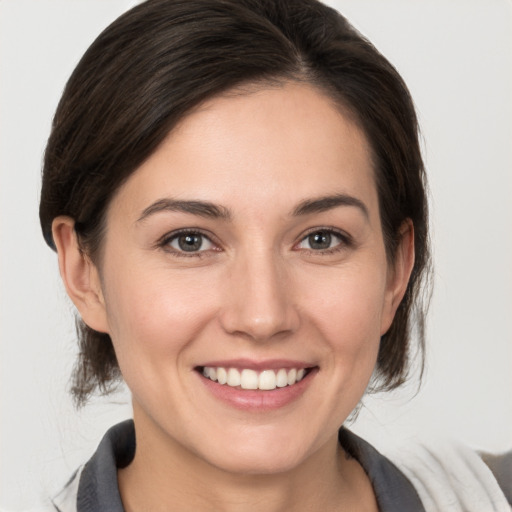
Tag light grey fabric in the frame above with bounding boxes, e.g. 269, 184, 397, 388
52, 467, 82, 512
388, 440, 512, 512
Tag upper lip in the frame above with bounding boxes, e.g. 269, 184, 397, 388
196, 359, 316, 371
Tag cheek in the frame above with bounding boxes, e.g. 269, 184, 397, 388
101, 261, 220, 371
304, 261, 387, 336
299, 262, 387, 375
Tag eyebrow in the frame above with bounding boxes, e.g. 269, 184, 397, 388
292, 193, 369, 219
137, 199, 232, 222
137, 193, 368, 223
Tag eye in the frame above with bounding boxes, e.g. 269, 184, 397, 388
297, 229, 347, 251
166, 231, 215, 253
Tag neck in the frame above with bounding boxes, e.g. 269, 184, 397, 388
118, 410, 377, 512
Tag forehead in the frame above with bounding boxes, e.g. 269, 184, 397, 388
109, 82, 377, 220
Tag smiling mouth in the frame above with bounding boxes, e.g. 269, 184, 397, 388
198, 366, 314, 391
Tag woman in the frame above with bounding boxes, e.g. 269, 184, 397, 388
31, 0, 510, 510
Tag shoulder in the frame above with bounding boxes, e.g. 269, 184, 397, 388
385, 439, 512, 512
0, 508, 57, 512
49, 420, 133, 512
11, 466, 83, 512
51, 466, 83, 512
6, 507, 58, 512
21, 467, 83, 512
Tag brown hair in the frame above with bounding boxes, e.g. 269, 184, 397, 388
40, 0, 430, 406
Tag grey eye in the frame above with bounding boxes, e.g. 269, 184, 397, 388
308, 231, 332, 250
298, 230, 343, 251
169, 233, 213, 252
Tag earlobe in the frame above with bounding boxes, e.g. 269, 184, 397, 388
52, 216, 109, 334
381, 219, 415, 334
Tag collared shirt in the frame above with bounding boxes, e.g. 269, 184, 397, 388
52, 420, 426, 511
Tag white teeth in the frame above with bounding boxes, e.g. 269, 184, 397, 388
217, 367, 227, 385
276, 368, 288, 387
201, 366, 309, 390
258, 370, 276, 390
240, 369, 258, 390
203, 367, 217, 381
227, 368, 241, 387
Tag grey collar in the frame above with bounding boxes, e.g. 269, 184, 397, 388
71, 420, 424, 511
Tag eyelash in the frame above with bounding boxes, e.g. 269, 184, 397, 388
158, 229, 219, 258
158, 227, 353, 258
295, 227, 353, 255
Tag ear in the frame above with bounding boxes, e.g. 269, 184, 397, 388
52, 216, 109, 334
380, 219, 415, 335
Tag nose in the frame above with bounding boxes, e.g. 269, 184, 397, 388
219, 249, 300, 342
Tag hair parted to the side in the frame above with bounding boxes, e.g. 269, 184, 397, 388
40, 0, 431, 407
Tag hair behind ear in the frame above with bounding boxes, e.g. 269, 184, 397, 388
52, 216, 121, 406
72, 319, 121, 407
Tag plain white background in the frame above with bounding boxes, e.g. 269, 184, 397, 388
0, 0, 511, 509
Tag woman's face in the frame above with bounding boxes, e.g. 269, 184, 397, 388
88, 82, 410, 474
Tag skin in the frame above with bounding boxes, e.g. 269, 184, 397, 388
53, 82, 414, 512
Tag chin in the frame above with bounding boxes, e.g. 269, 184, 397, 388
208, 447, 308, 476
195, 426, 321, 476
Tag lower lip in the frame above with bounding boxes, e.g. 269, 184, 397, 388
197, 369, 317, 411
